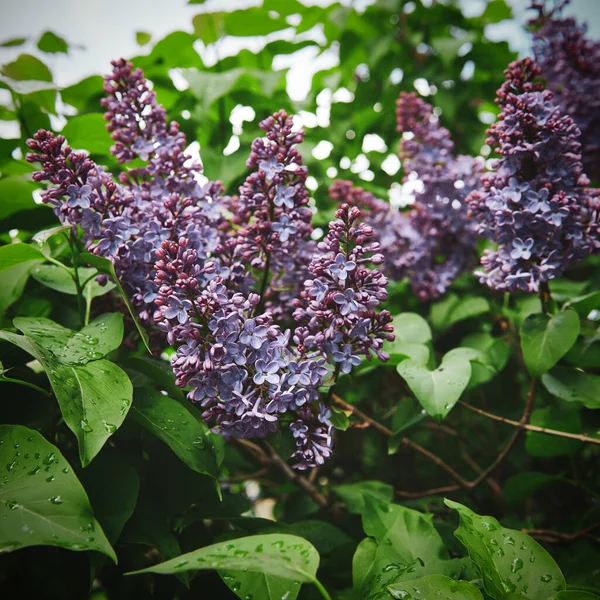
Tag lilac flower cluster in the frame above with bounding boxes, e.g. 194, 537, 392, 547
394, 92, 484, 300
27, 59, 394, 470
153, 238, 328, 442
530, 1, 600, 180
231, 110, 315, 317
27, 60, 227, 326
467, 58, 600, 292
293, 203, 394, 371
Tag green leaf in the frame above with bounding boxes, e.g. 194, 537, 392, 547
0, 259, 43, 316
525, 406, 582, 457
135, 31, 152, 46
14, 313, 124, 365
37, 31, 68, 54
126, 533, 320, 585
565, 291, 600, 317
503, 472, 557, 508
192, 12, 225, 44
388, 398, 427, 454
125, 356, 185, 402
80, 252, 151, 353
333, 481, 394, 514
0, 244, 45, 272
481, 0, 513, 23
0, 176, 38, 220
356, 496, 458, 596
397, 351, 471, 420
387, 574, 484, 599
1, 53, 52, 82
131, 388, 222, 478
0, 330, 132, 466
542, 366, 600, 409
80, 448, 139, 544
384, 312, 431, 365
445, 499, 566, 599
0, 37, 27, 47
32, 224, 72, 246
61, 76, 104, 113
520, 310, 580, 377
0, 425, 115, 560
221, 570, 300, 600
62, 113, 111, 156
430, 294, 490, 330
329, 405, 350, 430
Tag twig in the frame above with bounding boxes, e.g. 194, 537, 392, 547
459, 400, 600, 445
220, 468, 268, 484
523, 521, 600, 544
233, 439, 339, 520
332, 394, 471, 493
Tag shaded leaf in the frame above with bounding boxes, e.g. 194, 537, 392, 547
0, 425, 115, 560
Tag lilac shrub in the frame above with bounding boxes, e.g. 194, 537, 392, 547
530, 0, 600, 180
467, 58, 600, 293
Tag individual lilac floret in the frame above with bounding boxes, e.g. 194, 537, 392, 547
290, 405, 334, 470
530, 1, 600, 180
467, 58, 600, 292
293, 203, 395, 372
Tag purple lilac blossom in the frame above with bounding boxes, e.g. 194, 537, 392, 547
467, 58, 600, 292
530, 1, 600, 180
394, 92, 484, 300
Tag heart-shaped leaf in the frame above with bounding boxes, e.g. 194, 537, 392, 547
0, 243, 45, 272
387, 575, 484, 599
397, 351, 472, 420
0, 425, 115, 560
445, 500, 566, 599
520, 310, 580, 377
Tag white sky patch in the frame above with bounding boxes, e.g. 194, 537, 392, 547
306, 175, 318, 191
362, 133, 387, 153
479, 110, 496, 125
169, 68, 190, 91
223, 134, 240, 156
312, 140, 333, 160
381, 154, 401, 176
350, 153, 369, 174
389, 68, 404, 85
326, 166, 338, 178
339, 156, 351, 169
460, 60, 475, 81
359, 169, 374, 181
230, 104, 255, 135
331, 87, 354, 103
414, 77, 432, 96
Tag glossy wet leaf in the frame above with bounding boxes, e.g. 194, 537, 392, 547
220, 570, 301, 600
385, 312, 431, 365
14, 313, 124, 365
387, 574, 484, 599
0, 330, 132, 466
131, 388, 222, 478
397, 351, 471, 420
541, 366, 600, 409
550, 592, 600, 599
0, 425, 115, 560
355, 496, 459, 597
80, 253, 151, 353
445, 500, 566, 599
127, 533, 320, 584
520, 310, 580, 377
